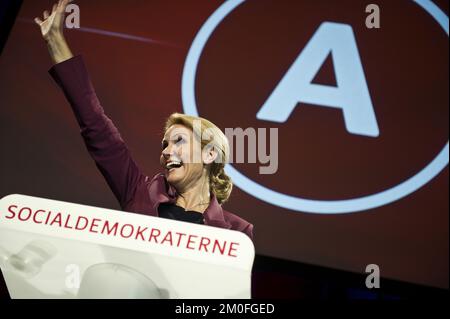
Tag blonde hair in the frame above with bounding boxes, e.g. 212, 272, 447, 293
164, 113, 232, 205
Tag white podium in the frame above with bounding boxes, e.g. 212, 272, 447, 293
0, 194, 254, 299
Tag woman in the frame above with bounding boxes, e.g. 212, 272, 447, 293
34, 0, 253, 239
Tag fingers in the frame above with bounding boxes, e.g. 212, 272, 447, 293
35, 0, 73, 26
34, 17, 43, 25
57, 0, 65, 13
57, 0, 72, 13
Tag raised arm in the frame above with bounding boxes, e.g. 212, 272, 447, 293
35, 0, 145, 209
34, 0, 73, 64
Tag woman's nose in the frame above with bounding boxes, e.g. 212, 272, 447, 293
162, 145, 173, 159
162, 149, 171, 159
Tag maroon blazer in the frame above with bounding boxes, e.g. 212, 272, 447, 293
49, 55, 254, 240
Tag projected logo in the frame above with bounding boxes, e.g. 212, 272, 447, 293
182, 0, 449, 214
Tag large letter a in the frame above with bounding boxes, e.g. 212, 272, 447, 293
257, 22, 379, 137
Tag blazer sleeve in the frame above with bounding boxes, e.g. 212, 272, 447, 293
243, 223, 254, 241
49, 55, 145, 209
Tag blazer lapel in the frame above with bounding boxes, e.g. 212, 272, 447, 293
203, 195, 232, 230
149, 174, 232, 230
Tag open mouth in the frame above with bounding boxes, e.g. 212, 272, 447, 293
165, 160, 183, 172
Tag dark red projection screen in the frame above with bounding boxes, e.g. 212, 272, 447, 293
0, 0, 448, 289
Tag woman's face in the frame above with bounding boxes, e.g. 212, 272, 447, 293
160, 124, 205, 191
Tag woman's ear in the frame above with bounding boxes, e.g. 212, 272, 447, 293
202, 145, 218, 165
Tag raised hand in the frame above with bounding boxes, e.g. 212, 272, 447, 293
34, 0, 73, 41
34, 0, 74, 64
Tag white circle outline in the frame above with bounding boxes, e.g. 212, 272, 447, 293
181, 0, 449, 214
